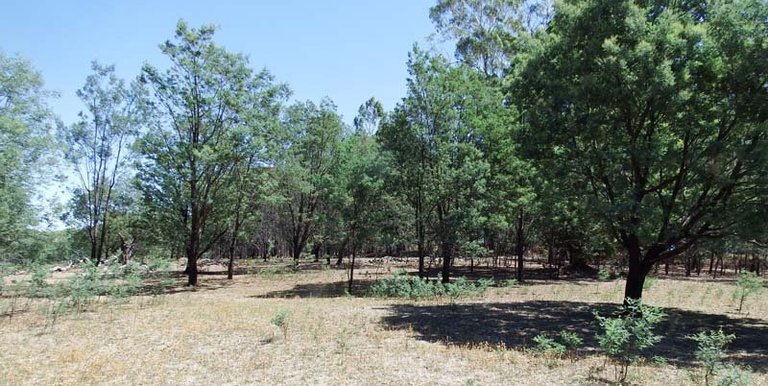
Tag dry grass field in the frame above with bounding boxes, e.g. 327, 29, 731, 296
1, 259, 766, 386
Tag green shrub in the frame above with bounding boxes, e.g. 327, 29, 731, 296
689, 329, 735, 386
594, 298, 665, 383
368, 271, 491, 300
717, 364, 752, 386
559, 330, 583, 352
733, 272, 763, 314
532, 330, 582, 363
533, 334, 566, 358
26, 264, 51, 297
598, 268, 611, 281
260, 266, 293, 278
643, 275, 657, 290
271, 308, 290, 339
502, 278, 518, 287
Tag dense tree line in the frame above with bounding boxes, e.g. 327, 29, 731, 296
1, 0, 766, 300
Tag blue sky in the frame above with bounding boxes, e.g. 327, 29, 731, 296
0, 0, 441, 126
0, 0, 446, 226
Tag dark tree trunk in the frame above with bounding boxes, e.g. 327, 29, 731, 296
348, 246, 356, 294
418, 239, 425, 279
623, 237, 654, 302
441, 243, 451, 284
335, 238, 348, 266
187, 240, 199, 287
515, 210, 525, 282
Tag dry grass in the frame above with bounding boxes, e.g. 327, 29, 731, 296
1, 260, 766, 385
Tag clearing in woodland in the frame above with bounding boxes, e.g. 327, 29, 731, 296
1, 258, 766, 386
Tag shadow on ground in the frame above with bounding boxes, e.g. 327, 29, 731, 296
380, 300, 768, 371
252, 279, 377, 298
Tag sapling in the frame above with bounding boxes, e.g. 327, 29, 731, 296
733, 272, 763, 314
271, 308, 290, 340
594, 298, 665, 384
688, 329, 735, 386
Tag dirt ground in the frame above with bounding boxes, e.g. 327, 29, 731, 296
1, 259, 766, 385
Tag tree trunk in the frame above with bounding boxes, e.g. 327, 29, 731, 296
515, 210, 525, 282
623, 237, 653, 301
335, 238, 348, 266
187, 205, 201, 286
348, 246, 356, 294
441, 243, 451, 284
187, 237, 199, 287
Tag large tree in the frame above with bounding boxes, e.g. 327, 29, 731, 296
379, 47, 491, 283
136, 21, 287, 285
65, 62, 142, 265
430, 0, 553, 77
0, 51, 57, 263
514, 0, 768, 300
274, 99, 344, 265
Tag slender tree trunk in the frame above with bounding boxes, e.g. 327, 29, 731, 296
515, 210, 525, 282
416, 192, 425, 278
348, 246, 356, 294
187, 195, 200, 286
335, 238, 348, 266
441, 241, 451, 284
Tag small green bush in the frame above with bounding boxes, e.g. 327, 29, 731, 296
717, 364, 752, 386
733, 272, 763, 314
643, 275, 657, 290
368, 271, 491, 300
533, 334, 566, 358
271, 308, 290, 339
689, 329, 735, 386
559, 330, 583, 352
594, 298, 665, 383
26, 264, 51, 297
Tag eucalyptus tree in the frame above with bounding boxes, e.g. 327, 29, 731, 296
353, 97, 384, 136
65, 62, 143, 265
136, 21, 288, 286
274, 99, 344, 265
379, 47, 490, 283
0, 51, 57, 263
513, 0, 768, 300
430, 0, 553, 77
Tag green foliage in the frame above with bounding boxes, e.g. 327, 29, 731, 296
0, 51, 57, 264
733, 272, 763, 313
717, 364, 752, 386
368, 271, 492, 300
689, 329, 736, 386
559, 330, 583, 351
502, 278, 519, 287
594, 298, 665, 383
271, 308, 290, 340
643, 275, 657, 290
514, 0, 768, 300
136, 20, 288, 286
259, 266, 293, 279
532, 330, 582, 363
64, 61, 142, 264
597, 268, 611, 281
532, 334, 566, 358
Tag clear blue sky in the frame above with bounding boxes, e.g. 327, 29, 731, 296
1, 0, 446, 226
0, 0, 441, 126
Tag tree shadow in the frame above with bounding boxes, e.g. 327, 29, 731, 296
132, 274, 237, 296
380, 300, 768, 371
252, 280, 376, 299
